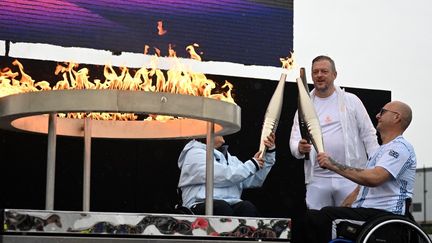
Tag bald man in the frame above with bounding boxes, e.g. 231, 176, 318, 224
293, 101, 416, 243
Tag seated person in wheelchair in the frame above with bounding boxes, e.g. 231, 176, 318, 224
177, 133, 276, 216
292, 100, 416, 243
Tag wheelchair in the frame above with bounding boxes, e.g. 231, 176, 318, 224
354, 214, 431, 243
331, 199, 431, 243
173, 188, 195, 215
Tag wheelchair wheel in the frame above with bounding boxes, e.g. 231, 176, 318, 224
356, 214, 431, 243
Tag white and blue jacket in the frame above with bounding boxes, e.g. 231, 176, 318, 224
177, 140, 276, 208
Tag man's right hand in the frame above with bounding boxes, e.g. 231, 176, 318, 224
298, 139, 312, 155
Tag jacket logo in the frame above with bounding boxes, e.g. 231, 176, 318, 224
324, 116, 332, 124
389, 150, 399, 158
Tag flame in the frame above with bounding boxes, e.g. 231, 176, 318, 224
186, 43, 202, 61
280, 52, 296, 70
157, 20, 167, 36
0, 52, 236, 121
153, 47, 161, 57
168, 44, 176, 58
0, 60, 45, 96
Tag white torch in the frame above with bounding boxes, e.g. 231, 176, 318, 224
258, 73, 286, 158
296, 76, 324, 153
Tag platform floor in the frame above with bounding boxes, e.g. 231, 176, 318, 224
2, 209, 291, 242
1, 235, 289, 243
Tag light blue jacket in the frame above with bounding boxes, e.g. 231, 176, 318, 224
177, 140, 276, 208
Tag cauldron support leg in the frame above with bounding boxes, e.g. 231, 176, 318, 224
83, 117, 92, 211
205, 122, 215, 215
45, 113, 57, 210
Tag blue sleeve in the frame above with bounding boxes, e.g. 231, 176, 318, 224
241, 150, 276, 188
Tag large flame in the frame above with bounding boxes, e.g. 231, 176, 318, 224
0, 53, 236, 121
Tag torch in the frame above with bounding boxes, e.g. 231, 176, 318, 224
296, 72, 324, 155
258, 73, 286, 158
298, 68, 311, 159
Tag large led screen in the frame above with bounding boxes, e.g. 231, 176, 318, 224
0, 0, 293, 66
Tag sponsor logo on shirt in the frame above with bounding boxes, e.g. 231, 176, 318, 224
389, 149, 399, 158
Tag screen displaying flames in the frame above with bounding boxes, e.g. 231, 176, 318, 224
0, 0, 293, 66
0, 47, 235, 121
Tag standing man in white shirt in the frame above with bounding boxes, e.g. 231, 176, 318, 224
290, 55, 379, 209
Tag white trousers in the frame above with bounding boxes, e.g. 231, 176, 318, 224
306, 176, 357, 210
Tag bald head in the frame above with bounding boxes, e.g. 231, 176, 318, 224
388, 101, 413, 131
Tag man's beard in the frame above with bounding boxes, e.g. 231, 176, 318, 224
315, 83, 330, 93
